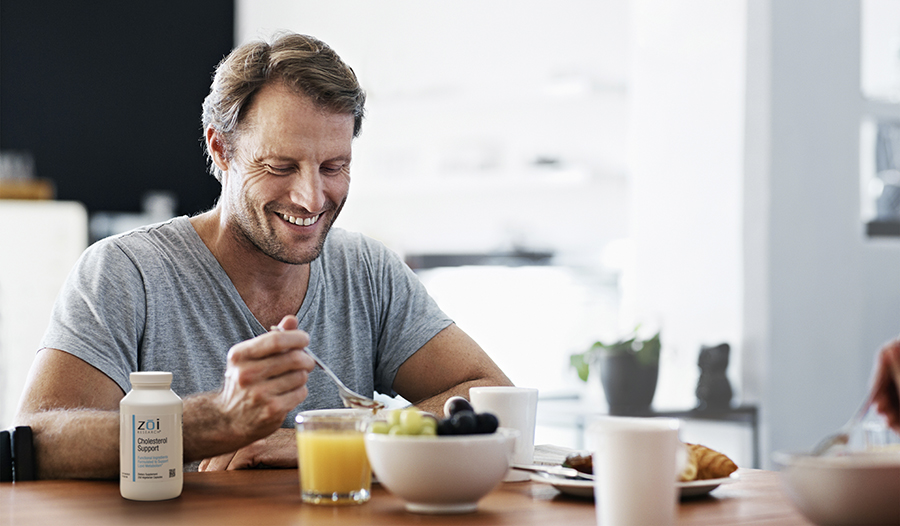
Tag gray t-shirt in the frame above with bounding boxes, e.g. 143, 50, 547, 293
41, 216, 453, 426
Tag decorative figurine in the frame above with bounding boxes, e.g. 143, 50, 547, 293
695, 343, 733, 411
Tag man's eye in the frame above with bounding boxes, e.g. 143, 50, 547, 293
321, 164, 346, 176
265, 164, 293, 175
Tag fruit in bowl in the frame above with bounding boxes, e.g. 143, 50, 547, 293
773, 449, 900, 526
364, 406, 517, 514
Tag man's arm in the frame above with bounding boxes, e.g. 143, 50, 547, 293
198, 323, 513, 471
15, 317, 315, 479
15, 348, 125, 479
391, 323, 513, 416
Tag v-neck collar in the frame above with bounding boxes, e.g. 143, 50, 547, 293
179, 216, 322, 336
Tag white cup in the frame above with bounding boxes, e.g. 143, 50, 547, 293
469, 386, 538, 482
588, 417, 681, 526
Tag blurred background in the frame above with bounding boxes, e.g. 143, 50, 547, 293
2, 0, 899, 469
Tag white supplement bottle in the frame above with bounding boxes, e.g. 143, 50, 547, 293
120, 371, 183, 500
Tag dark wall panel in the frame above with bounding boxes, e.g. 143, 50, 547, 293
1, 1, 234, 215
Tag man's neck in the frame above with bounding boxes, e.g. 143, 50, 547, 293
189, 210, 310, 329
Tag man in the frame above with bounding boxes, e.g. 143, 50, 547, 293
15, 33, 512, 479
872, 337, 900, 432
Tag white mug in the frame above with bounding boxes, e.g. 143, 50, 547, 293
589, 417, 681, 526
469, 386, 538, 482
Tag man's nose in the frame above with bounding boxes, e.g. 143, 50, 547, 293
289, 168, 326, 212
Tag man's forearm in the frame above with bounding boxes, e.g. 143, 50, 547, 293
181, 392, 262, 463
412, 376, 514, 416
18, 393, 268, 479
18, 409, 120, 479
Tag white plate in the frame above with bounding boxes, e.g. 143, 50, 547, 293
530, 472, 738, 499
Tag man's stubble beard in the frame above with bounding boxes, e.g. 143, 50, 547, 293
233, 194, 347, 266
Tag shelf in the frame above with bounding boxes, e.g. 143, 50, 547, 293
406, 250, 554, 270
866, 220, 900, 237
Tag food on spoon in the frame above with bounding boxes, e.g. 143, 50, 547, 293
563, 443, 738, 481
681, 443, 738, 481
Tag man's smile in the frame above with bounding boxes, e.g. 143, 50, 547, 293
277, 212, 322, 227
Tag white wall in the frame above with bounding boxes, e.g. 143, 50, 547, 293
749, 0, 900, 462
626, 0, 747, 410
0, 201, 87, 427
237, 1, 632, 257
632, 0, 900, 465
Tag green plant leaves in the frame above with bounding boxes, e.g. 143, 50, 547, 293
570, 353, 591, 382
569, 329, 661, 381
633, 332, 661, 367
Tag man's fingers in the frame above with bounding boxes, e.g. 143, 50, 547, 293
277, 315, 300, 331
887, 340, 900, 384
199, 452, 237, 472
228, 330, 311, 362
228, 349, 313, 390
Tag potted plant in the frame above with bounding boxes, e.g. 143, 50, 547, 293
570, 329, 661, 415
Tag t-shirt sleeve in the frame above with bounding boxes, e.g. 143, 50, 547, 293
39, 239, 145, 394
370, 240, 454, 396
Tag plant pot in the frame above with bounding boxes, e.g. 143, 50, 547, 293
598, 352, 659, 415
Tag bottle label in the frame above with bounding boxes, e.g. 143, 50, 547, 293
121, 413, 180, 482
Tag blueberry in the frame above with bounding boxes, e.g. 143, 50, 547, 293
436, 418, 457, 436
450, 410, 478, 434
475, 412, 499, 434
443, 396, 474, 417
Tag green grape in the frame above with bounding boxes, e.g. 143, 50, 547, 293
419, 425, 437, 436
370, 421, 391, 434
368, 408, 443, 437
388, 425, 407, 436
420, 418, 438, 435
399, 408, 423, 434
387, 409, 403, 427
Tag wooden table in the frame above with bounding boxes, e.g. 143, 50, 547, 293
1, 468, 811, 525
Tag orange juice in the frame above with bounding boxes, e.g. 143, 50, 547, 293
295, 412, 372, 505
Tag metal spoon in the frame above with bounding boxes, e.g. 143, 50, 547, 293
511, 463, 596, 481
269, 326, 384, 412
811, 397, 871, 456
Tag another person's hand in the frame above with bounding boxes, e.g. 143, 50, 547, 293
871, 338, 900, 432
199, 428, 298, 471
216, 315, 314, 445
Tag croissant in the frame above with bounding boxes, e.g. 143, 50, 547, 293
680, 443, 738, 481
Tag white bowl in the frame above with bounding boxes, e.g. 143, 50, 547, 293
774, 449, 900, 525
364, 427, 518, 514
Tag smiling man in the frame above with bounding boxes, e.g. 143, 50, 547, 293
15, 33, 512, 479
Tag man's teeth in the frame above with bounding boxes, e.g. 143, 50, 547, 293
280, 213, 321, 226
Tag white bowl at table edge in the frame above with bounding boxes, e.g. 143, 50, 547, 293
364, 427, 519, 513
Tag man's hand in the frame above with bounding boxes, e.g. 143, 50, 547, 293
197, 315, 314, 455
198, 428, 298, 471
182, 315, 314, 462
871, 338, 900, 432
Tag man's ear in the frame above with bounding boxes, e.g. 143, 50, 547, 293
206, 127, 230, 173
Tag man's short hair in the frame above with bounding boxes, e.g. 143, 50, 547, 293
201, 33, 366, 181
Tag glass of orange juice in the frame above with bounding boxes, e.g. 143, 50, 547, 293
295, 409, 373, 505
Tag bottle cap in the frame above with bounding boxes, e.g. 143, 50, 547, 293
129, 371, 173, 386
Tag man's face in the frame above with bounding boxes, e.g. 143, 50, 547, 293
220, 82, 355, 265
